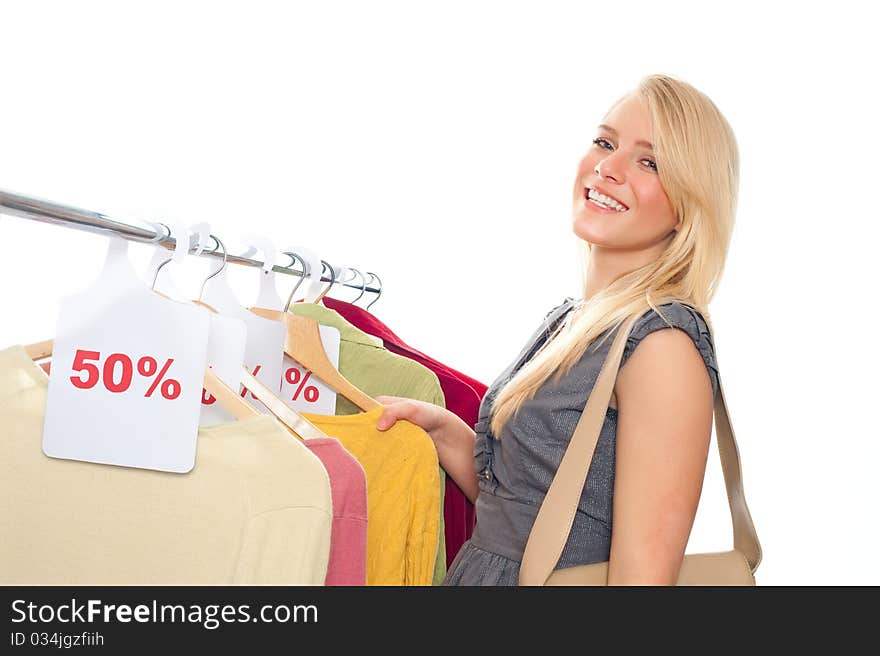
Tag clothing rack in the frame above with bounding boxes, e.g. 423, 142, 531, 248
0, 187, 381, 296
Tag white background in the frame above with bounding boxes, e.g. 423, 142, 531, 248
1, 0, 877, 585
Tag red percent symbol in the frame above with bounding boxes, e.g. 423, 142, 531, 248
136, 356, 181, 400
285, 367, 320, 403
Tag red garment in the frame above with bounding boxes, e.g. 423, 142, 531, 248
322, 297, 487, 568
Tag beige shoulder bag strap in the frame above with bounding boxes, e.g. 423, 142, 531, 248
519, 313, 762, 585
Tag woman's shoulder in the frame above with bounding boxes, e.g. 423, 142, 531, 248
622, 301, 719, 397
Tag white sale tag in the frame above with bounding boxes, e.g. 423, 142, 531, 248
198, 311, 247, 427
239, 315, 286, 414
200, 263, 286, 415
279, 325, 340, 415
42, 238, 210, 473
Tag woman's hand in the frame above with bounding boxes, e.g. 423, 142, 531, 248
376, 395, 451, 436
376, 395, 480, 504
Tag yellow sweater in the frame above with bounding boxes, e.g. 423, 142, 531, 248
303, 407, 440, 586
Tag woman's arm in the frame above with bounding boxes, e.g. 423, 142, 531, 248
607, 327, 715, 585
427, 412, 480, 504
376, 396, 480, 504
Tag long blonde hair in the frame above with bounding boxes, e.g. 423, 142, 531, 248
489, 73, 739, 438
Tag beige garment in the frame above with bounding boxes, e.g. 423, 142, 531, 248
0, 345, 333, 585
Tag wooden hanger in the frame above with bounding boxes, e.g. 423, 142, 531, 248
249, 255, 381, 413
249, 308, 381, 412
237, 366, 324, 440
25, 340, 53, 362
190, 246, 326, 439
194, 302, 325, 439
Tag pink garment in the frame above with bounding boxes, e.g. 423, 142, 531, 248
304, 437, 368, 586
321, 297, 488, 568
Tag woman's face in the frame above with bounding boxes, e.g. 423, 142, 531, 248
572, 94, 680, 249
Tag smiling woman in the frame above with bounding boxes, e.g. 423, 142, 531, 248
572, 96, 683, 270
376, 73, 749, 585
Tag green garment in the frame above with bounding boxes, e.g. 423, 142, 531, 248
290, 302, 448, 585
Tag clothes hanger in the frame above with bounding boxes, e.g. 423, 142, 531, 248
191, 235, 325, 439
25, 229, 324, 435
25, 340, 53, 361
364, 271, 382, 311
314, 260, 337, 304
26, 227, 258, 422
250, 255, 382, 413
348, 267, 368, 305
24, 223, 174, 365
24, 222, 176, 365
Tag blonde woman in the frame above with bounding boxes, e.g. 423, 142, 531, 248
377, 73, 735, 586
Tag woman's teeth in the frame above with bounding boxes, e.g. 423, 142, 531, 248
585, 188, 627, 212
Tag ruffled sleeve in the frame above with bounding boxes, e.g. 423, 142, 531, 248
620, 302, 719, 399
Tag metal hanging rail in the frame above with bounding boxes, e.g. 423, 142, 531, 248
0, 187, 381, 296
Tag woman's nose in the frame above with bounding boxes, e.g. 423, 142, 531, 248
594, 152, 624, 183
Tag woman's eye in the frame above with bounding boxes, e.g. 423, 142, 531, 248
592, 137, 612, 149
642, 159, 657, 171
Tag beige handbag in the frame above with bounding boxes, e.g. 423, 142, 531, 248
519, 312, 762, 585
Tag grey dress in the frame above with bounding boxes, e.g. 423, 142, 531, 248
443, 297, 720, 586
